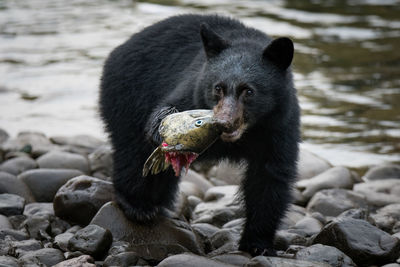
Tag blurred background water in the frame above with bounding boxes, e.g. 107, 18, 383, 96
0, 0, 399, 169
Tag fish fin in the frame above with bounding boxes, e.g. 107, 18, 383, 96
142, 146, 165, 177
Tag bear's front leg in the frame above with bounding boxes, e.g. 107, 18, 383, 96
239, 162, 295, 256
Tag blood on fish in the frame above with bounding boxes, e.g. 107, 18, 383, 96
165, 151, 198, 176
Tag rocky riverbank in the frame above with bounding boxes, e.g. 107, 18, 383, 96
0, 130, 399, 267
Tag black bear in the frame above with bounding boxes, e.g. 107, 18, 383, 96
99, 14, 300, 256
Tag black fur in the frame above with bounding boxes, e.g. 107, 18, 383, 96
99, 14, 300, 256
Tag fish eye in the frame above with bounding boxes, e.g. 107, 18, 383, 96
195, 120, 203, 127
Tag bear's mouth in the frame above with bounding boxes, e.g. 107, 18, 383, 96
221, 124, 247, 142
164, 151, 198, 176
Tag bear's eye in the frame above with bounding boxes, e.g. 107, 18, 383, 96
245, 88, 254, 97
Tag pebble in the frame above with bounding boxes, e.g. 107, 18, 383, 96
0, 171, 35, 203
274, 230, 307, 251
22, 214, 51, 240
50, 135, 106, 154
369, 203, 400, 234
297, 148, 331, 180
362, 164, 400, 181
289, 216, 323, 237
0, 193, 25, 216
307, 189, 367, 217
353, 179, 400, 207
54, 175, 114, 225
296, 166, 353, 200
23, 202, 54, 216
54, 254, 96, 267
37, 151, 90, 174
18, 168, 83, 202
313, 218, 400, 266
54, 232, 74, 251
88, 145, 113, 179
0, 156, 37, 175
103, 252, 139, 267
19, 248, 65, 266
68, 224, 112, 260
10, 239, 42, 257
157, 253, 236, 267
210, 229, 240, 251
1, 131, 55, 157
295, 244, 356, 267
0, 229, 29, 241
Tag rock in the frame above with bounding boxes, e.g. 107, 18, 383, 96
247, 256, 331, 267
307, 189, 367, 217
0, 171, 35, 202
181, 169, 213, 194
7, 215, 26, 230
0, 157, 37, 176
0, 193, 25, 216
337, 208, 367, 220
362, 164, 400, 181
37, 151, 90, 174
68, 224, 112, 260
54, 255, 96, 267
18, 168, 82, 202
222, 218, 245, 229
381, 264, 400, 267
54, 232, 74, 251
289, 216, 323, 237
193, 186, 242, 227
54, 175, 114, 225
313, 218, 400, 266
24, 202, 54, 216
0, 229, 29, 241
353, 179, 400, 207
370, 204, 400, 234
296, 166, 353, 200
50, 216, 71, 236
192, 223, 220, 253
210, 229, 240, 250
207, 160, 245, 185
0, 215, 12, 229
297, 148, 331, 180
280, 205, 307, 230
9, 239, 42, 257
295, 244, 356, 267
22, 215, 51, 240
0, 255, 19, 267
274, 230, 307, 251
1, 132, 55, 157
50, 135, 105, 154
157, 253, 235, 267
0, 129, 9, 145
88, 145, 113, 179
180, 181, 204, 199
19, 248, 65, 266
187, 195, 202, 209
211, 253, 251, 266
103, 252, 139, 267
91, 202, 203, 259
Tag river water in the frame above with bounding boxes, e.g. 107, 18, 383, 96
0, 0, 399, 169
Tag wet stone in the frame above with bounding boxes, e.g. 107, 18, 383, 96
53, 254, 96, 267
37, 151, 90, 174
19, 248, 65, 267
307, 189, 367, 217
18, 168, 83, 202
157, 253, 236, 267
295, 244, 356, 267
68, 224, 112, 260
313, 218, 400, 266
0, 156, 37, 176
0, 193, 25, 216
0, 171, 35, 203
54, 175, 114, 225
362, 164, 400, 181
103, 252, 139, 267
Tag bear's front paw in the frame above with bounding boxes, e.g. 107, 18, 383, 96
239, 242, 277, 257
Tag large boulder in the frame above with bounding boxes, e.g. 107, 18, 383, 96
313, 218, 400, 266
19, 168, 82, 202
54, 175, 114, 225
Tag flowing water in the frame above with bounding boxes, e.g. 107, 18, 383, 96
0, 0, 399, 169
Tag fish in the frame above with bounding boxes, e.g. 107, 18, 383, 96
142, 109, 221, 177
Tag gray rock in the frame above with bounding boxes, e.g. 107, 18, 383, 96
337, 208, 367, 220
18, 168, 82, 202
274, 230, 307, 251
211, 253, 251, 266
307, 189, 367, 217
295, 244, 356, 267
0, 157, 37, 175
210, 229, 240, 250
54, 175, 114, 225
1, 131, 55, 157
354, 179, 400, 207
313, 218, 400, 266
108, 240, 130, 256
7, 215, 26, 230
297, 166, 353, 200
103, 252, 139, 267
192, 223, 220, 253
37, 151, 90, 174
0, 255, 19, 267
9, 239, 42, 257
246, 256, 331, 267
297, 148, 331, 181
22, 215, 51, 240
362, 164, 400, 181
0, 171, 35, 203
381, 264, 400, 267
91, 202, 203, 257
54, 255, 96, 267
50, 135, 105, 154
50, 216, 70, 237
54, 232, 74, 252
0, 215, 12, 229
19, 248, 65, 266
0, 193, 25, 216
207, 160, 245, 185
0, 129, 9, 145
0, 229, 29, 241
68, 224, 112, 260
157, 253, 235, 267
187, 195, 202, 209
280, 205, 307, 230
222, 218, 245, 229
24, 202, 54, 216
180, 181, 204, 199
88, 145, 113, 179
289, 216, 323, 237
370, 204, 400, 234
181, 169, 213, 194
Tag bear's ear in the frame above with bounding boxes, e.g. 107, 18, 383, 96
263, 37, 294, 70
200, 23, 230, 58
